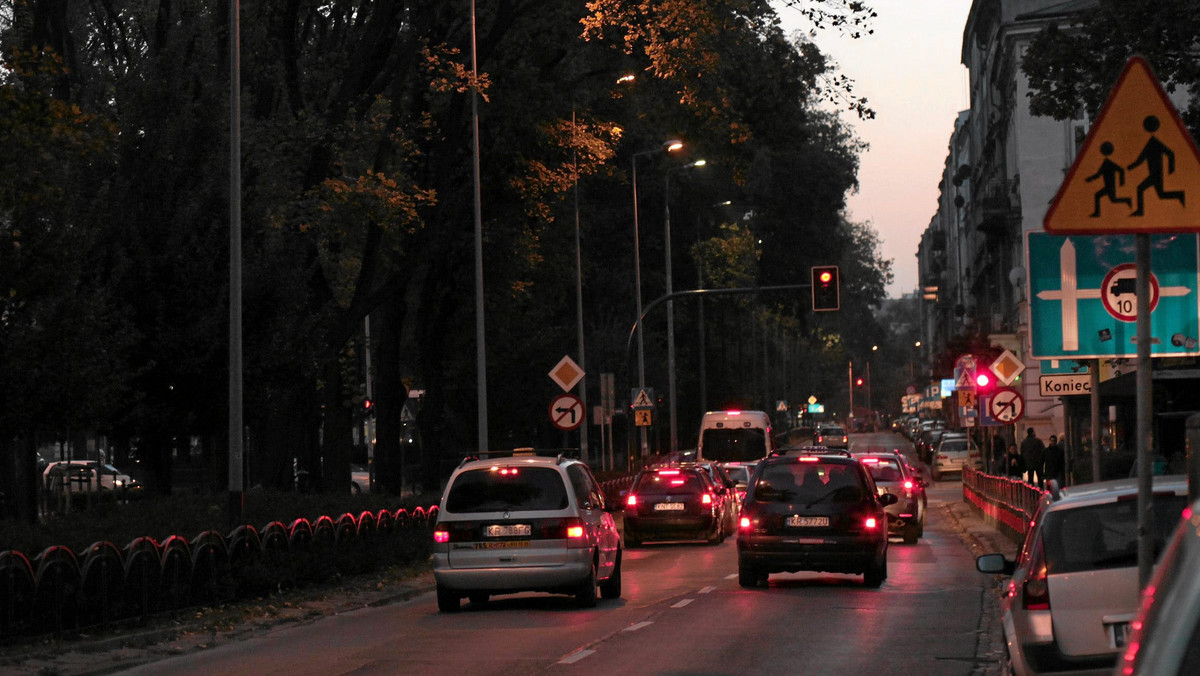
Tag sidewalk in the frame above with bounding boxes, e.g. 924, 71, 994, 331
940, 497, 1021, 676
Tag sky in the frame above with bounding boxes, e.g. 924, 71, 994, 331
777, 1, 974, 298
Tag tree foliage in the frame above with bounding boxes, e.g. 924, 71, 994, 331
1022, 0, 1200, 134
0, 0, 893, 511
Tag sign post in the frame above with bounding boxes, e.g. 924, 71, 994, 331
1043, 56, 1200, 589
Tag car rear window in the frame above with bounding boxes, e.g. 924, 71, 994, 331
444, 467, 569, 513
753, 462, 865, 504
634, 471, 706, 495
863, 458, 903, 483
1040, 496, 1188, 574
940, 439, 967, 452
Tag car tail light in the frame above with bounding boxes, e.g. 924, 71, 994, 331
860, 458, 879, 464
566, 522, 585, 539
626, 493, 638, 515
433, 529, 450, 543
864, 517, 878, 529
798, 456, 820, 463
1022, 536, 1051, 610
903, 480, 913, 490
657, 469, 680, 476
739, 516, 752, 529
701, 493, 713, 505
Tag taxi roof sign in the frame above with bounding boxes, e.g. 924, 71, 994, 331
1044, 57, 1200, 235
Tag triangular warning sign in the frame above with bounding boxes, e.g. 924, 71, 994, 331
631, 388, 654, 409
1044, 56, 1200, 234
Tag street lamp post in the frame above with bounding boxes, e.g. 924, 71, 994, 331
632, 140, 682, 457
664, 159, 706, 453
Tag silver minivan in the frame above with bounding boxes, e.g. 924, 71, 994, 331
431, 450, 622, 611
977, 476, 1189, 675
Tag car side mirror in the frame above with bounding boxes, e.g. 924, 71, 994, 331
976, 552, 1015, 576
878, 493, 898, 507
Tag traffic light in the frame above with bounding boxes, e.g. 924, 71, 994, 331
363, 398, 375, 416
811, 265, 840, 312
973, 367, 996, 392
855, 377, 864, 387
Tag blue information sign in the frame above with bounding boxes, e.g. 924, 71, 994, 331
1026, 232, 1200, 359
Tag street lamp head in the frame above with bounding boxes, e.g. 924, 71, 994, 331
690, 159, 707, 168
666, 140, 683, 152
616, 74, 636, 84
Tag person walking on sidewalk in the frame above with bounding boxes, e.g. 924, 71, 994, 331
1005, 444, 1026, 479
1020, 428, 1046, 487
1044, 434, 1066, 488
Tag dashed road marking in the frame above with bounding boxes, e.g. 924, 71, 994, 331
558, 649, 595, 665
698, 586, 716, 594
671, 599, 693, 608
623, 621, 653, 632
724, 573, 737, 580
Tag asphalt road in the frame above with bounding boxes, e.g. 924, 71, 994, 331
103, 431, 1003, 676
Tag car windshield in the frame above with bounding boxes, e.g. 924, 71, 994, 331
940, 439, 967, 452
863, 458, 903, 483
1040, 496, 1188, 574
444, 467, 569, 513
634, 471, 705, 495
753, 463, 864, 504
699, 428, 767, 463
819, 427, 845, 436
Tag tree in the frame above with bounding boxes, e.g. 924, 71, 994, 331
1022, 1, 1200, 134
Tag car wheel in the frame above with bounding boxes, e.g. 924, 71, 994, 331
863, 554, 886, 588
903, 522, 919, 545
738, 564, 760, 588
436, 584, 460, 612
468, 592, 489, 605
599, 552, 622, 600
575, 560, 598, 608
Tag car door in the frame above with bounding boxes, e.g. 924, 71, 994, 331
569, 464, 619, 577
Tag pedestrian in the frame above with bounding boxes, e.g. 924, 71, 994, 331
1005, 444, 1026, 479
1044, 434, 1066, 488
1020, 428, 1046, 487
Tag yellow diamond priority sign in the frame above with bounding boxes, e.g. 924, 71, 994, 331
1044, 57, 1200, 234
990, 350, 1025, 386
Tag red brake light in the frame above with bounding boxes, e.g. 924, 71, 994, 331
497, 467, 519, 476
739, 516, 751, 529
903, 480, 914, 490
670, 479, 686, 486
1023, 537, 1051, 610
566, 525, 585, 538
864, 517, 878, 529
702, 493, 713, 505
626, 494, 638, 507
798, 456, 820, 463
657, 469, 680, 476
860, 458, 880, 464
433, 529, 450, 543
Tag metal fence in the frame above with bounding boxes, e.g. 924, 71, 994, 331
0, 505, 438, 641
962, 466, 1044, 538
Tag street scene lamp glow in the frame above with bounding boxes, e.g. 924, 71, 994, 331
666, 140, 683, 152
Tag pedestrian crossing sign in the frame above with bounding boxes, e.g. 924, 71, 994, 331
630, 388, 655, 410
1045, 57, 1200, 234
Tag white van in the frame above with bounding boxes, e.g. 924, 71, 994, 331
695, 410, 774, 465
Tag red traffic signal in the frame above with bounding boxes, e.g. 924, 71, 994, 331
811, 265, 840, 312
855, 377, 864, 386
973, 368, 996, 392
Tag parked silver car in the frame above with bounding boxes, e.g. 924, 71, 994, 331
1114, 497, 1200, 675
976, 476, 1189, 675
431, 450, 622, 611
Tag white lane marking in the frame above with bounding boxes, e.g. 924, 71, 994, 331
623, 621, 654, 632
698, 586, 716, 594
558, 649, 595, 665
671, 599, 693, 608
724, 573, 737, 580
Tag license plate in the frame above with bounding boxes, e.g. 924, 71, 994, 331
474, 540, 530, 549
485, 524, 531, 537
654, 502, 686, 511
786, 516, 829, 527
1110, 622, 1132, 649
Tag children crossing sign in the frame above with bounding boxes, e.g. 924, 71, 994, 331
1044, 57, 1200, 235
